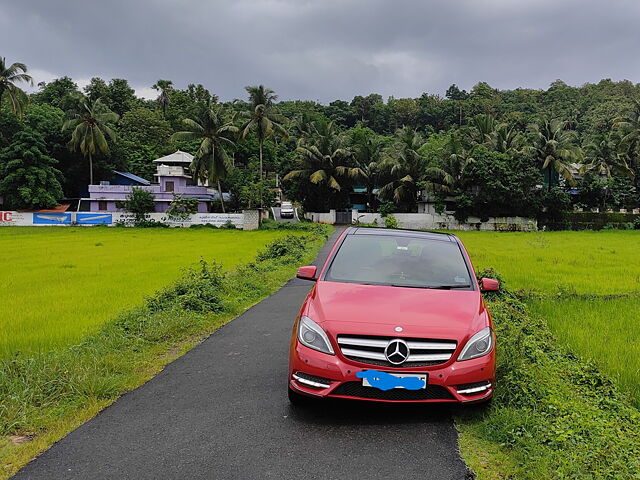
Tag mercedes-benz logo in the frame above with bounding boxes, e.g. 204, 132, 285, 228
385, 339, 410, 365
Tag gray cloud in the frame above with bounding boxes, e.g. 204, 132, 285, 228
2, 0, 640, 103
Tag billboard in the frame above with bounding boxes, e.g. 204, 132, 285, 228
76, 213, 113, 225
32, 213, 72, 225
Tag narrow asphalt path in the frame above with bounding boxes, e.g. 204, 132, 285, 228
271, 206, 300, 222
15, 228, 470, 480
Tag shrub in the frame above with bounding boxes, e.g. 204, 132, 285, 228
378, 202, 395, 217
256, 235, 307, 262
384, 214, 398, 229
117, 188, 156, 225
147, 260, 225, 313
166, 193, 199, 221
220, 220, 237, 229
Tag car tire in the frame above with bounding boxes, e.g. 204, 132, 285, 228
288, 386, 312, 406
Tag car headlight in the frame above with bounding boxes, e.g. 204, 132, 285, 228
297, 316, 334, 355
458, 327, 494, 361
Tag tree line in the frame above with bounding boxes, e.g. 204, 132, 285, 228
1, 55, 639, 219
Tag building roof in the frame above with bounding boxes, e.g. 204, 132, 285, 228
153, 150, 194, 164
113, 171, 151, 185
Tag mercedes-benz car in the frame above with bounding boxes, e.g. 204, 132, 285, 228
288, 227, 498, 404
280, 202, 295, 219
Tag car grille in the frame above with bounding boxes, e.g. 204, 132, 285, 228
331, 382, 455, 401
337, 334, 457, 368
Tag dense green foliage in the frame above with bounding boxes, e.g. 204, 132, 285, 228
0, 130, 63, 209
1, 55, 640, 218
117, 187, 156, 224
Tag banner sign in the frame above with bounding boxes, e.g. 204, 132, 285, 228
0, 211, 245, 228
76, 213, 113, 225
32, 213, 72, 225
0, 211, 32, 226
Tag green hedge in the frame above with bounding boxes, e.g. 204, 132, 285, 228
541, 211, 640, 230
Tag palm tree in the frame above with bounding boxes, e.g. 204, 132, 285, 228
350, 130, 385, 209
467, 114, 497, 145
491, 124, 523, 154
583, 133, 633, 179
62, 98, 118, 185
239, 85, 288, 180
526, 118, 583, 189
152, 80, 173, 118
171, 103, 238, 212
613, 100, 640, 186
379, 127, 429, 210
283, 120, 358, 204
425, 133, 474, 194
0, 57, 33, 117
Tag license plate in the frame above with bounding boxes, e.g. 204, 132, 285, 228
360, 370, 428, 390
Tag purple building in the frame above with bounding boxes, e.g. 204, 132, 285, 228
85, 151, 226, 213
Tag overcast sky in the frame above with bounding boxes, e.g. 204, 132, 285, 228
2, 0, 640, 103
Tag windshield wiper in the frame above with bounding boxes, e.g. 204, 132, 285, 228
390, 284, 471, 290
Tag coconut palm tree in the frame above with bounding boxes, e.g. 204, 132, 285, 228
62, 98, 118, 185
284, 120, 358, 197
583, 132, 633, 179
526, 118, 583, 188
349, 129, 386, 209
613, 100, 640, 185
152, 79, 173, 118
378, 127, 430, 210
0, 57, 33, 117
491, 123, 523, 154
425, 133, 475, 194
467, 114, 497, 145
239, 85, 288, 180
171, 103, 238, 212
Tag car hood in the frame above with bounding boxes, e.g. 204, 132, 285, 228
305, 281, 486, 340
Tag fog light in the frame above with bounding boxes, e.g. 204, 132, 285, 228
292, 372, 331, 389
456, 381, 492, 395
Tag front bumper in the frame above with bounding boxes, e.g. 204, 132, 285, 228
289, 341, 495, 403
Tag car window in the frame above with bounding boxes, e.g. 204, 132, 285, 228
325, 234, 472, 289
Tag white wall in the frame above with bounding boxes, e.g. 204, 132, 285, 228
304, 210, 336, 224
306, 211, 537, 232
0, 211, 248, 228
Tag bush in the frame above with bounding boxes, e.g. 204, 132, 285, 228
384, 214, 398, 229
147, 260, 225, 313
256, 235, 306, 262
166, 193, 199, 221
378, 202, 395, 217
117, 188, 156, 225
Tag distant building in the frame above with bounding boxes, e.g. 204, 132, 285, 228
84, 151, 228, 213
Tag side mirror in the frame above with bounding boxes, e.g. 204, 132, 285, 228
480, 277, 500, 292
296, 265, 317, 281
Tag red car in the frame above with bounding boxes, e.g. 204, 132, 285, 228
288, 227, 498, 404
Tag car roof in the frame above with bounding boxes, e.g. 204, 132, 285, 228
346, 227, 457, 243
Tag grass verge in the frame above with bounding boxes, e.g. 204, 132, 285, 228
456, 274, 640, 479
0, 225, 332, 479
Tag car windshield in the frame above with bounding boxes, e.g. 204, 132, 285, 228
282, 203, 292, 208
325, 233, 472, 289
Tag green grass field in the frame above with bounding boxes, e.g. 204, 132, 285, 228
0, 227, 291, 358
454, 230, 640, 407
455, 230, 640, 295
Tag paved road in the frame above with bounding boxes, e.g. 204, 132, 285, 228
272, 206, 299, 222
15, 229, 470, 480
